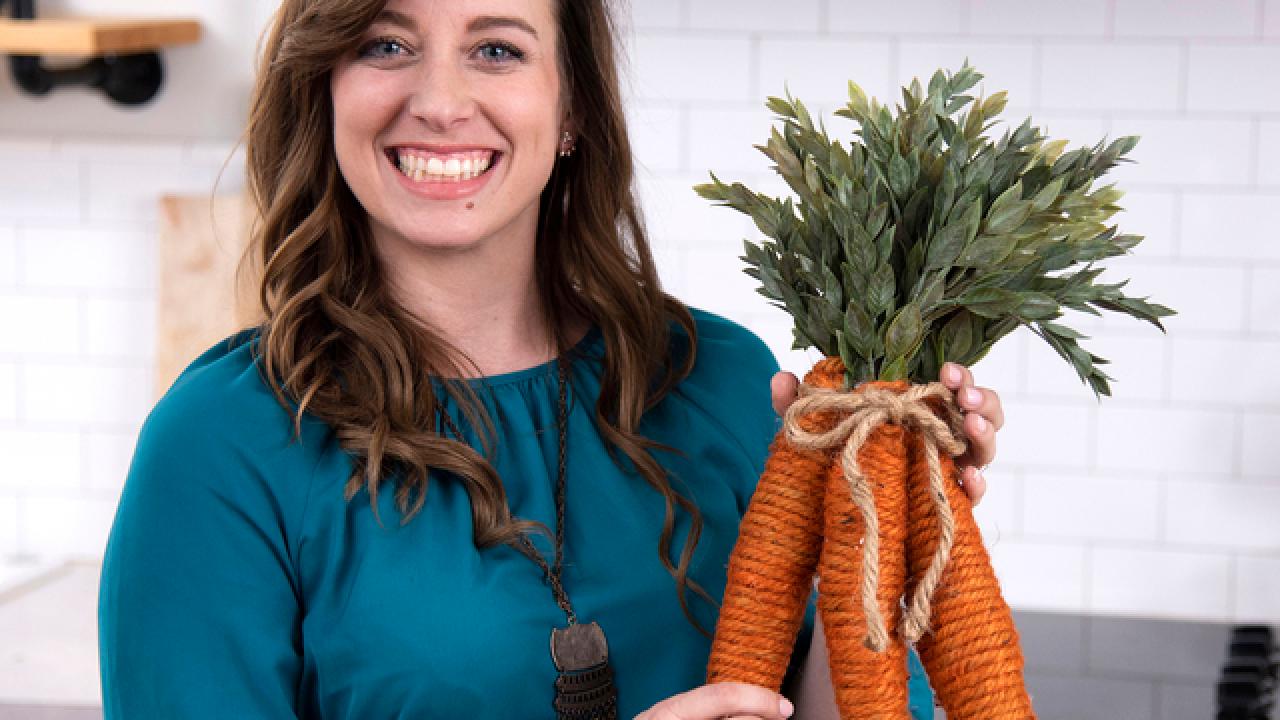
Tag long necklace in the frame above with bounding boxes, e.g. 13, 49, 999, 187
435, 355, 619, 719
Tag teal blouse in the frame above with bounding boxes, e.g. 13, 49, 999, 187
98, 306, 933, 718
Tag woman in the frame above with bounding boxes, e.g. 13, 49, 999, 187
98, 0, 1005, 717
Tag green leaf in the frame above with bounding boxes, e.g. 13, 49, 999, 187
926, 221, 968, 270
1018, 292, 1060, 320
987, 199, 1033, 234
765, 95, 794, 118
1030, 176, 1066, 213
981, 91, 1008, 119
836, 329, 859, 371
940, 311, 974, 360
821, 265, 842, 307
1043, 321, 1087, 340
917, 272, 946, 312
959, 198, 984, 245
845, 301, 877, 358
880, 356, 909, 381
884, 302, 923, 361
889, 152, 913, 199
956, 233, 1018, 268
986, 178, 1020, 212
846, 80, 870, 118
956, 287, 1022, 318
869, 265, 896, 317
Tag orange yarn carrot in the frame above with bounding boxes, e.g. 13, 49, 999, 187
707, 365, 834, 691
708, 357, 1035, 719
904, 425, 1033, 717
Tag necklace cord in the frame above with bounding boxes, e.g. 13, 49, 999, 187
435, 357, 577, 624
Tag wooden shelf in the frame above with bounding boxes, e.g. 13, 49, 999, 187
0, 18, 201, 56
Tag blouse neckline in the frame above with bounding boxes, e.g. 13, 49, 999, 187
430, 325, 603, 389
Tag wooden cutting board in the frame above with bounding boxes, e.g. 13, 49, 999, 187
155, 193, 261, 399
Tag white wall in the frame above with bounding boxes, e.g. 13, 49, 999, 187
1, 0, 1277, 624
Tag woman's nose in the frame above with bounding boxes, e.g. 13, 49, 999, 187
406, 59, 475, 132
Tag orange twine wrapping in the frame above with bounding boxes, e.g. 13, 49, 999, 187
707, 357, 1035, 719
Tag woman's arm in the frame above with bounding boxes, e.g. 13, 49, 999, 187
98, 398, 306, 718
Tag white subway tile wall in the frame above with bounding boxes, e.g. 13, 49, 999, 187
0, 0, 1276, 624
986, 540, 1087, 612
0, 495, 15, 557
0, 364, 16, 423
0, 228, 16, 287
1112, 0, 1259, 38
1091, 548, 1233, 619
1263, 120, 1280, 184
968, 0, 1109, 38
1040, 42, 1183, 113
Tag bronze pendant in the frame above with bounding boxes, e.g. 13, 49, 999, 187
550, 622, 618, 719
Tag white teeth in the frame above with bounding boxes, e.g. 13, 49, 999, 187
395, 149, 495, 183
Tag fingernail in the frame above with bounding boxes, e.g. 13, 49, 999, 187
945, 365, 960, 383
780, 697, 795, 717
973, 414, 988, 432
963, 387, 981, 406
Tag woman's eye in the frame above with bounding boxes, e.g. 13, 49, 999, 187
358, 37, 408, 59
476, 42, 525, 64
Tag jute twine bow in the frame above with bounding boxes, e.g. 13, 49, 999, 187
781, 382, 968, 651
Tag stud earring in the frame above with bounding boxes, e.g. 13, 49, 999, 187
559, 131, 575, 158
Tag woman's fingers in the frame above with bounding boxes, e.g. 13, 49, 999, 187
637, 682, 794, 720
940, 362, 1005, 507
960, 403, 998, 468
771, 371, 800, 417
959, 463, 989, 506
957, 384, 1005, 431
941, 363, 1005, 430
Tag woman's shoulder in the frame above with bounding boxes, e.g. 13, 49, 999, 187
139, 328, 333, 479
665, 306, 781, 467
678, 306, 780, 386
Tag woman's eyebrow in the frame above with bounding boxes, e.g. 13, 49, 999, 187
373, 10, 417, 31
466, 15, 539, 39
369, 11, 538, 40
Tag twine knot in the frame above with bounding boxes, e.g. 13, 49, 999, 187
781, 381, 968, 651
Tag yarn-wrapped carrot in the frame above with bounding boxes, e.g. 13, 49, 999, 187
698, 62, 1174, 719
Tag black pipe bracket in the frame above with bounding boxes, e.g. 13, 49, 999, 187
3, 0, 168, 106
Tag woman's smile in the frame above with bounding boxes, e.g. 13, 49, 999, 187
384, 144, 504, 200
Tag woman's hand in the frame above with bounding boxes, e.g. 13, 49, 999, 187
635, 682, 794, 720
769, 361, 1003, 506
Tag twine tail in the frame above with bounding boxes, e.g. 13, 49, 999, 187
838, 408, 891, 652
901, 433, 955, 643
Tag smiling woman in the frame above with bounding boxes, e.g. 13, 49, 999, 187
96, 0, 1002, 718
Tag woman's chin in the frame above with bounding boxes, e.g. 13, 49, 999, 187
379, 223, 489, 254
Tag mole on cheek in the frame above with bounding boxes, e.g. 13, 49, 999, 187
466, 202, 475, 210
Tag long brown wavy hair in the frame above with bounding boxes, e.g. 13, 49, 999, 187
242, 0, 714, 626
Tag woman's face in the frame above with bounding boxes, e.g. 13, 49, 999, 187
330, 0, 565, 258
